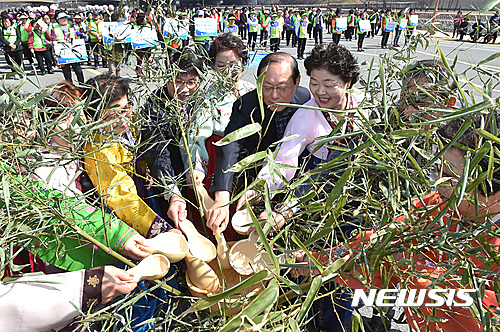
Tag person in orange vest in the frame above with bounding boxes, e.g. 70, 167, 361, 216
260, 10, 271, 48
331, 9, 343, 45
380, 9, 393, 49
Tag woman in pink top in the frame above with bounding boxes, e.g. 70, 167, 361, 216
238, 43, 369, 231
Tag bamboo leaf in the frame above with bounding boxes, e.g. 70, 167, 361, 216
213, 123, 262, 146
296, 275, 321, 325
193, 270, 270, 311
220, 279, 278, 332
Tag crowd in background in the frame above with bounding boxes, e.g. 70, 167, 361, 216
1, 3, 498, 82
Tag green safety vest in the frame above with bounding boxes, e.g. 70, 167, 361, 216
32, 30, 47, 49
348, 14, 355, 27
248, 17, 259, 32
20, 25, 29, 42
269, 20, 280, 38
370, 13, 378, 23
3, 24, 18, 44
53, 24, 76, 42
89, 21, 99, 41
298, 19, 308, 38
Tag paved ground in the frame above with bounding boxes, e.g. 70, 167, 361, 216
2, 32, 499, 99
2, 32, 498, 332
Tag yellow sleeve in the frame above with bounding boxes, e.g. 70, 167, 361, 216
84, 139, 158, 237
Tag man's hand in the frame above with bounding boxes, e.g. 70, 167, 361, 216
246, 211, 286, 235
167, 195, 187, 229
122, 233, 151, 260
235, 189, 261, 211
101, 266, 137, 304
290, 251, 320, 278
206, 191, 230, 234
9, 44, 16, 51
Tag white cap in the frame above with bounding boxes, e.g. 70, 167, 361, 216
198, 10, 204, 16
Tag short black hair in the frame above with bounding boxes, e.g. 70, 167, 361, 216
83, 74, 129, 119
257, 52, 299, 84
438, 112, 500, 195
304, 43, 360, 87
167, 48, 206, 78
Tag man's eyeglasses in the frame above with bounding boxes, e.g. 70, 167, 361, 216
174, 80, 199, 89
262, 85, 293, 94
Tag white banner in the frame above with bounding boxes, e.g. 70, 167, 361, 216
163, 18, 189, 39
358, 20, 371, 32
130, 26, 159, 49
384, 21, 395, 32
409, 15, 418, 26
336, 17, 347, 31
101, 22, 132, 44
194, 18, 217, 37
399, 19, 408, 29
54, 39, 87, 65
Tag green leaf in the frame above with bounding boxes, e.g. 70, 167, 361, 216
228, 151, 267, 172
389, 129, 425, 139
220, 279, 279, 332
296, 275, 321, 325
423, 117, 472, 169
483, 0, 500, 12
213, 123, 262, 146
278, 275, 302, 295
478, 53, 500, 66
325, 168, 352, 210
193, 270, 270, 311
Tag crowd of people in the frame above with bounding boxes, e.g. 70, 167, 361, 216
1, 4, 481, 82
0, 3, 499, 332
452, 10, 499, 43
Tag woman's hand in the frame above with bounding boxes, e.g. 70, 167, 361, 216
167, 195, 187, 229
236, 189, 261, 211
122, 233, 150, 260
101, 266, 137, 304
246, 211, 286, 235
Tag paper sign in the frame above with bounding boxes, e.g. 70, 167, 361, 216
101, 22, 132, 44
358, 20, 372, 32
54, 39, 87, 65
336, 17, 347, 31
384, 21, 395, 32
399, 19, 408, 29
410, 15, 418, 26
194, 18, 217, 37
130, 26, 159, 49
163, 18, 189, 39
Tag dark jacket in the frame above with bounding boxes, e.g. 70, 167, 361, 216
211, 86, 311, 193
139, 86, 185, 192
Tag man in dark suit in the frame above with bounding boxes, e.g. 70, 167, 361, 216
206, 52, 311, 234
